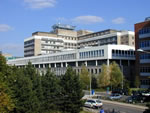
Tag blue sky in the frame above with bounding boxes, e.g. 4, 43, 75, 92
0, 0, 150, 56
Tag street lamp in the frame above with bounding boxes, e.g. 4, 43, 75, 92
137, 49, 150, 54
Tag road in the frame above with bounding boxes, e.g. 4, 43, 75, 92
83, 90, 147, 113
102, 100, 146, 113
84, 100, 147, 113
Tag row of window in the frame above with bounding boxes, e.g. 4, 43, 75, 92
99, 37, 117, 44
79, 50, 104, 59
24, 39, 34, 45
112, 50, 135, 57
140, 67, 150, 73
139, 40, 150, 48
78, 30, 113, 40
140, 54, 150, 59
14, 53, 77, 64
139, 27, 150, 34
141, 80, 150, 85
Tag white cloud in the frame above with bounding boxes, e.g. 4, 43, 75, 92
112, 17, 125, 24
72, 15, 104, 24
0, 24, 13, 32
0, 43, 23, 56
24, 0, 56, 9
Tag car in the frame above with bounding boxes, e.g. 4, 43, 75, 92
109, 93, 122, 100
126, 95, 145, 103
142, 91, 150, 96
84, 99, 103, 109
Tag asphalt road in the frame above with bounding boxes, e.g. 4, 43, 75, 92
102, 101, 145, 113
84, 100, 146, 113
84, 90, 147, 113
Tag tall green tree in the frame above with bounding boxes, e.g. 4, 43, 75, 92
109, 62, 123, 88
98, 64, 110, 88
23, 62, 43, 112
0, 80, 14, 113
0, 54, 15, 112
60, 67, 84, 113
134, 75, 140, 88
79, 65, 90, 89
11, 69, 38, 113
41, 69, 60, 112
91, 75, 98, 89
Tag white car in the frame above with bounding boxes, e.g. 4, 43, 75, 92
109, 93, 122, 100
84, 99, 103, 108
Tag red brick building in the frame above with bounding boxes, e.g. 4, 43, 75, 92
135, 17, 150, 88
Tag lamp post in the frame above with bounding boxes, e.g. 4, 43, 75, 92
137, 49, 150, 54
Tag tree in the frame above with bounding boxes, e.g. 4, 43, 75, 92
23, 62, 43, 112
79, 65, 90, 89
91, 74, 98, 89
0, 54, 15, 112
0, 82, 14, 113
11, 67, 40, 113
134, 75, 140, 88
41, 69, 60, 112
60, 67, 84, 113
98, 64, 110, 88
109, 62, 123, 88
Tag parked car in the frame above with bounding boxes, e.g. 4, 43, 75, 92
84, 99, 103, 108
109, 93, 122, 100
142, 91, 150, 96
126, 95, 145, 103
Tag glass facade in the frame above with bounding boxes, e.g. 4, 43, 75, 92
139, 27, 150, 34
112, 49, 135, 57
139, 40, 150, 48
79, 49, 104, 59
140, 53, 150, 59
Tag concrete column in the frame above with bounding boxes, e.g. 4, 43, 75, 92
120, 59, 122, 66
49, 64, 51, 68
96, 60, 98, 66
85, 61, 87, 66
128, 60, 130, 66
76, 61, 78, 67
55, 63, 57, 68
43, 64, 45, 68
61, 63, 63, 67
39, 64, 40, 68
107, 59, 109, 66
65, 62, 68, 67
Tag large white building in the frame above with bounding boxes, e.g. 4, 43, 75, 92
8, 45, 135, 84
24, 24, 135, 57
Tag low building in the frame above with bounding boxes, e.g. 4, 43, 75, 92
8, 45, 135, 84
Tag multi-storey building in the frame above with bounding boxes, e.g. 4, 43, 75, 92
135, 17, 150, 88
24, 24, 135, 57
24, 24, 78, 57
8, 45, 135, 84
78, 29, 135, 48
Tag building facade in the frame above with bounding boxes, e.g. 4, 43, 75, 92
24, 24, 135, 57
8, 45, 135, 84
135, 17, 150, 88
